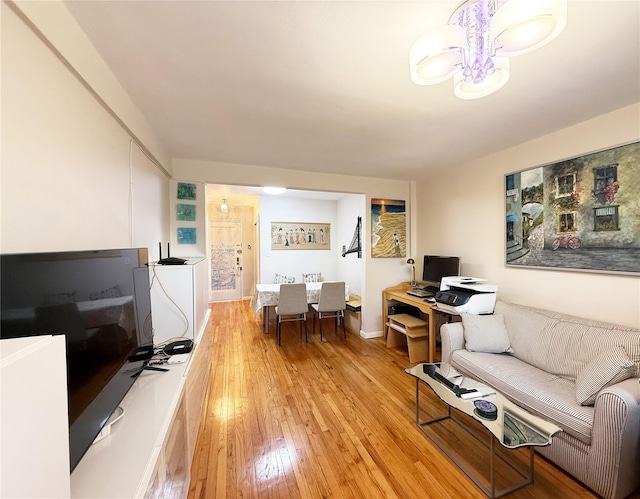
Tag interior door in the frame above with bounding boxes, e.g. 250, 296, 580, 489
209, 221, 243, 301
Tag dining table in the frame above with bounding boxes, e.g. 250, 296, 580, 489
251, 282, 349, 333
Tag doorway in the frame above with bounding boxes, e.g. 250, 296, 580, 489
209, 221, 243, 301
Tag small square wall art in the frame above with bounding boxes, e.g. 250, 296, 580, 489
177, 203, 196, 221
177, 227, 196, 244
177, 182, 196, 200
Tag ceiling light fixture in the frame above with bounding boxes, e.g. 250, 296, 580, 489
262, 186, 287, 195
220, 199, 229, 213
409, 0, 567, 99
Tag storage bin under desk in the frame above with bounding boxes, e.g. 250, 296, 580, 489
386, 313, 428, 363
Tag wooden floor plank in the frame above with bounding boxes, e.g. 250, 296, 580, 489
187, 300, 631, 499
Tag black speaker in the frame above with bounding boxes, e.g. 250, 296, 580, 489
164, 339, 193, 356
128, 345, 155, 362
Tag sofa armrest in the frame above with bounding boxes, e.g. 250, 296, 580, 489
588, 377, 640, 499
440, 322, 464, 364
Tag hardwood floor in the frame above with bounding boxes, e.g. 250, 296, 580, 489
187, 300, 603, 499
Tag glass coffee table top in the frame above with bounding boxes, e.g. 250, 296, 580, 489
406, 362, 561, 449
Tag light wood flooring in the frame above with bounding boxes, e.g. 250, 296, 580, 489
187, 300, 613, 499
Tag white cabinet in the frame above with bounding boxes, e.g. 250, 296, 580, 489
184, 322, 213, 460
1, 335, 70, 498
149, 258, 209, 345
144, 393, 189, 499
70, 359, 189, 498
70, 321, 214, 499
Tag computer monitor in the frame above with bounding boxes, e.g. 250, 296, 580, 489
422, 255, 460, 289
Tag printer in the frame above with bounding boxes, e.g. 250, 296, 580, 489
434, 276, 497, 315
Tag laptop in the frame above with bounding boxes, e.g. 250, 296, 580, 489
406, 288, 434, 298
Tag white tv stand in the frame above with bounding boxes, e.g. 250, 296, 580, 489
70, 313, 213, 498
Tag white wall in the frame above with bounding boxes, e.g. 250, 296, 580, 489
1, 2, 170, 259
172, 158, 413, 334
417, 104, 640, 328
337, 195, 366, 297
259, 197, 340, 283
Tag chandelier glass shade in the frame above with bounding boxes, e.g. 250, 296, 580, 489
409, 0, 567, 99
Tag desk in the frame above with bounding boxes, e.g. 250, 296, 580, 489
251, 282, 349, 333
383, 282, 446, 363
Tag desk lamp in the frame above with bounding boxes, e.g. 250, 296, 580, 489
407, 258, 417, 287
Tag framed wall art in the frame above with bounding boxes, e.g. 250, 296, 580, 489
177, 182, 196, 200
176, 203, 196, 221
271, 222, 330, 250
505, 140, 640, 275
177, 227, 197, 244
371, 198, 406, 258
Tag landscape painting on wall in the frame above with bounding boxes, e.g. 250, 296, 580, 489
371, 199, 406, 258
505, 141, 640, 275
271, 222, 330, 250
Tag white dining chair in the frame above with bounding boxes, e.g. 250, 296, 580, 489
311, 282, 346, 341
275, 283, 309, 346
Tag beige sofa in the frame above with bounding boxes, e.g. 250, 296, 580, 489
440, 301, 640, 499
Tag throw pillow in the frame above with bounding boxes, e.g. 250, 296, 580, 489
274, 273, 295, 284
461, 313, 513, 354
302, 272, 322, 283
575, 346, 636, 406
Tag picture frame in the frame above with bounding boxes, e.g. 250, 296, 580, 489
505, 141, 640, 275
177, 182, 197, 200
176, 203, 196, 221
371, 199, 406, 258
271, 222, 330, 250
177, 227, 197, 244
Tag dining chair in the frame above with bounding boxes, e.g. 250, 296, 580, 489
311, 281, 346, 341
275, 283, 309, 346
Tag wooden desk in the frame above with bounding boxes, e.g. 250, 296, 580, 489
383, 282, 443, 363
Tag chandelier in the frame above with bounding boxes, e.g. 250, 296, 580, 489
409, 0, 567, 99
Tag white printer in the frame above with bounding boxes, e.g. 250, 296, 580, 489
434, 277, 497, 315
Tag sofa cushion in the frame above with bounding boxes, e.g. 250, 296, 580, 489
495, 301, 640, 381
451, 350, 595, 445
461, 313, 513, 354
575, 346, 636, 406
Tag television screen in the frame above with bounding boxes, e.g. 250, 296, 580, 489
0, 248, 153, 471
422, 255, 460, 288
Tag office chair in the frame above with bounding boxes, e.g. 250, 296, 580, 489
275, 283, 308, 346
311, 282, 346, 341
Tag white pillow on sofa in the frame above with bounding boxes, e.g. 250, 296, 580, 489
575, 346, 636, 406
461, 313, 513, 354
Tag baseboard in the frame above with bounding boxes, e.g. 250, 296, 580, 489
359, 330, 384, 339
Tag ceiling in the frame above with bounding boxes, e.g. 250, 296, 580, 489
65, 1, 640, 188
205, 184, 349, 208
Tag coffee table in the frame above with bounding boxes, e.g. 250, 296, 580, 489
406, 363, 561, 498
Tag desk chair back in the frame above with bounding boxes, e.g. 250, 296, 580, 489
312, 282, 346, 340
275, 283, 308, 345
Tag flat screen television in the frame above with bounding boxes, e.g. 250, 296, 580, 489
0, 248, 154, 471
422, 255, 460, 289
